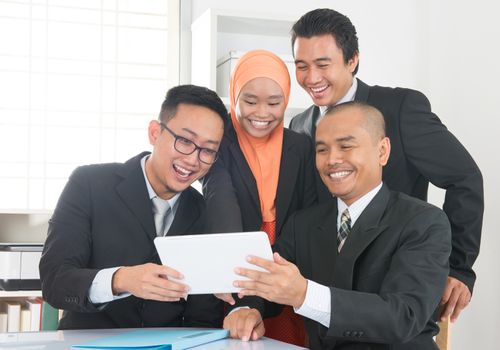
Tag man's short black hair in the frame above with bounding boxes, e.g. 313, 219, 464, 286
159, 84, 228, 129
291, 8, 359, 75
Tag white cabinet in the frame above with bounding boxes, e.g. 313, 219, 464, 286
0, 291, 42, 298
0, 213, 47, 294
191, 9, 310, 126
0, 215, 47, 332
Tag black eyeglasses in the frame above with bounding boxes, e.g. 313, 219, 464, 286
159, 122, 219, 165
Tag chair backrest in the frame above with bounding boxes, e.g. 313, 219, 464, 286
436, 316, 450, 350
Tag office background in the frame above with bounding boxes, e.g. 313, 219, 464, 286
0, 0, 498, 348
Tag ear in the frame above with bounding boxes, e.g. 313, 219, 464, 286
347, 52, 359, 73
148, 120, 161, 146
378, 137, 391, 166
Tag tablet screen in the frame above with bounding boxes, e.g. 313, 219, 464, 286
154, 231, 273, 294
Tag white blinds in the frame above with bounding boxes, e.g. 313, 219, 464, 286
0, 0, 175, 211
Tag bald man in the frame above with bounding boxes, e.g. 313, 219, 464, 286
223, 102, 451, 350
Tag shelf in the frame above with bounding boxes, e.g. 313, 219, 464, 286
191, 9, 310, 127
191, 8, 310, 105
217, 13, 294, 36
0, 209, 52, 215
0, 290, 42, 298
192, 9, 297, 90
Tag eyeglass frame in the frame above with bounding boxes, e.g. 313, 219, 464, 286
158, 121, 219, 165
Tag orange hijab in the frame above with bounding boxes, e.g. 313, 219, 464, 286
229, 50, 291, 223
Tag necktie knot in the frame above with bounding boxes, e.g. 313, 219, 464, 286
152, 196, 171, 236
337, 209, 351, 252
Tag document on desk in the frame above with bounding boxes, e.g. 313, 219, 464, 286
154, 231, 273, 294
71, 328, 229, 349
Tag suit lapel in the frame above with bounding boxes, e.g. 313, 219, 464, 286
115, 152, 156, 240
308, 106, 320, 142
354, 78, 370, 103
167, 189, 199, 235
332, 185, 391, 289
293, 105, 320, 140
227, 127, 261, 213
313, 201, 339, 284
275, 134, 299, 234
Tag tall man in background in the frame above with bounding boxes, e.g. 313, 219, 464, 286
288, 8, 483, 323
40, 85, 228, 329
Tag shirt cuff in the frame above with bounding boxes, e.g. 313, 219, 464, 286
294, 279, 331, 328
88, 267, 131, 304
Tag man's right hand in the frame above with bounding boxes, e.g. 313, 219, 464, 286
223, 308, 265, 342
112, 263, 189, 302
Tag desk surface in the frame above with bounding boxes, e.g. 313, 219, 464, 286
0, 328, 306, 349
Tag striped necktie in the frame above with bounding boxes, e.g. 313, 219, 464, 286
337, 209, 351, 252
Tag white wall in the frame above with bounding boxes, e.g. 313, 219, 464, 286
189, 1, 500, 349
426, 2, 500, 349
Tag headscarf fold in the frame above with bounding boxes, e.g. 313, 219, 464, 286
229, 50, 291, 223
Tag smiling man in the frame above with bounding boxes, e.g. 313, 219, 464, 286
224, 102, 452, 349
40, 85, 228, 330
288, 8, 483, 324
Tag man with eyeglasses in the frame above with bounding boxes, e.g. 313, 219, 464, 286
39, 85, 228, 330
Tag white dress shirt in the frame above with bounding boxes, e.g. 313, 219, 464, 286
294, 182, 383, 327
88, 154, 181, 304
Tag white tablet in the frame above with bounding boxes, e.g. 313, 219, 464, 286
154, 231, 273, 294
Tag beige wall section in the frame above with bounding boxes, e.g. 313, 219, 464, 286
426, 1, 500, 350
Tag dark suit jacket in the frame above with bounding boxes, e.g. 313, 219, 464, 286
202, 122, 317, 237
256, 185, 449, 350
289, 79, 483, 292
39, 152, 223, 330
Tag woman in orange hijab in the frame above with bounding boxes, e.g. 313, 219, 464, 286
203, 50, 317, 346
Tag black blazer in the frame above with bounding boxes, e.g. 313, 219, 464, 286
39, 152, 223, 330
289, 79, 483, 292
202, 122, 317, 238
267, 185, 450, 350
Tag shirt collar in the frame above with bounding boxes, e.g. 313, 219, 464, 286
337, 182, 382, 227
141, 154, 181, 210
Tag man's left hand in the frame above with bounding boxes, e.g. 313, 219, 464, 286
439, 276, 471, 322
234, 252, 308, 308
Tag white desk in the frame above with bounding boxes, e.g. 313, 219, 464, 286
0, 328, 306, 349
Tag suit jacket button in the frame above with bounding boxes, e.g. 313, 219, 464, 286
343, 331, 351, 337
358, 331, 364, 337
351, 331, 358, 337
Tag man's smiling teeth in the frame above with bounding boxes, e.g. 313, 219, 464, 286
174, 164, 192, 177
330, 171, 351, 178
310, 85, 328, 93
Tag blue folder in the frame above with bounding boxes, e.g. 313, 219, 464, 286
71, 329, 230, 350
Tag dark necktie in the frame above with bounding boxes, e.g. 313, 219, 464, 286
337, 209, 351, 252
